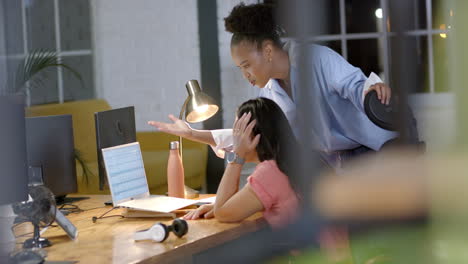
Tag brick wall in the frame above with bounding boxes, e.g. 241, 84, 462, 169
91, 0, 201, 131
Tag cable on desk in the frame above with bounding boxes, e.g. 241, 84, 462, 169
59, 203, 83, 214
81, 206, 108, 212
92, 207, 124, 223
59, 203, 107, 214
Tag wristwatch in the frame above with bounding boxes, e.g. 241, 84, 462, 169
225, 151, 245, 165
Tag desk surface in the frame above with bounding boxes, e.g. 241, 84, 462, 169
15, 195, 264, 264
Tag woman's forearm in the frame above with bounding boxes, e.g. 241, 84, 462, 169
214, 163, 243, 214
187, 129, 216, 146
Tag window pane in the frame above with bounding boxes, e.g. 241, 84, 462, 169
433, 35, 449, 93
5, 57, 23, 94
433, 0, 453, 33
413, 0, 428, 30
62, 55, 94, 101
389, 36, 429, 93
388, 0, 427, 31
324, 0, 341, 35
3, 0, 24, 55
26, 0, 56, 51
59, 0, 92, 51
346, 39, 382, 77
315, 41, 342, 55
29, 67, 59, 105
411, 36, 429, 93
411, 0, 428, 30
265, 0, 340, 35
345, 0, 381, 33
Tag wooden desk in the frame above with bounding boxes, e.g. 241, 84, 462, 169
15, 195, 264, 264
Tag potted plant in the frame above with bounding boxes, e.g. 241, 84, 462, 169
14, 49, 83, 106
14, 49, 93, 184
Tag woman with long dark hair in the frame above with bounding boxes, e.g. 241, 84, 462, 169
184, 98, 300, 229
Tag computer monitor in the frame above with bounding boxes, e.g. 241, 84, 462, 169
0, 95, 28, 205
25, 115, 77, 201
94, 106, 136, 190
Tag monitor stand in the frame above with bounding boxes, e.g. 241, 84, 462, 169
55, 195, 90, 206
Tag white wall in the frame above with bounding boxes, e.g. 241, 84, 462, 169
409, 93, 456, 152
91, 0, 201, 131
217, 0, 259, 129
91, 0, 261, 131
0, 1, 6, 94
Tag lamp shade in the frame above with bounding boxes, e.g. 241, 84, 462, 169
184, 80, 219, 123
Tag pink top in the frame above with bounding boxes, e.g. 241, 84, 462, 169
248, 160, 299, 229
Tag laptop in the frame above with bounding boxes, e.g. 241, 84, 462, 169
101, 142, 197, 213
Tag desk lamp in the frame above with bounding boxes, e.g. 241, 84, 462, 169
179, 80, 219, 198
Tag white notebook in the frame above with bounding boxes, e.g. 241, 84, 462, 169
101, 142, 197, 213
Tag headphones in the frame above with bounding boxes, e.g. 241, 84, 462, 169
134, 219, 188, 243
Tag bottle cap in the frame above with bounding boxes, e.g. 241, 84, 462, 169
169, 141, 179, 150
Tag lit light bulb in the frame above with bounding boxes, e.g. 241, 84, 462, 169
375, 8, 383, 19
440, 24, 447, 39
195, 104, 208, 113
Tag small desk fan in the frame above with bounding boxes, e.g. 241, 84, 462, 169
13, 185, 56, 248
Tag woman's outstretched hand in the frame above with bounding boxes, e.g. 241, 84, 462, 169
148, 114, 192, 138
232, 112, 261, 158
183, 204, 214, 220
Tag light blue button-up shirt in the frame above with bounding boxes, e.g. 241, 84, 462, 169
212, 41, 397, 157
277, 41, 397, 152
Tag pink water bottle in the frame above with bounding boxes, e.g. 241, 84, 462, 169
167, 141, 185, 198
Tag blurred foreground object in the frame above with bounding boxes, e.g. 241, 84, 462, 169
314, 149, 428, 220
312, 148, 468, 263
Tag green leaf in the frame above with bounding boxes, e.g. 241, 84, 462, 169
74, 148, 94, 186
15, 49, 84, 94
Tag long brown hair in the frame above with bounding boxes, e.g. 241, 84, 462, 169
237, 97, 299, 191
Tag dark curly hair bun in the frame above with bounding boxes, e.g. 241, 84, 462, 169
224, 3, 282, 48
225, 3, 276, 35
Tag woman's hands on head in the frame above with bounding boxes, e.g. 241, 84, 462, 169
148, 114, 193, 138
232, 112, 261, 158
183, 204, 214, 220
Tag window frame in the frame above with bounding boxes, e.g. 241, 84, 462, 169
309, 0, 448, 94
11, 0, 94, 104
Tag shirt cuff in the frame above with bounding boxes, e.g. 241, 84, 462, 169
362, 72, 383, 105
210, 129, 234, 159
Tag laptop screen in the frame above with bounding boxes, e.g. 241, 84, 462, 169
101, 142, 149, 204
